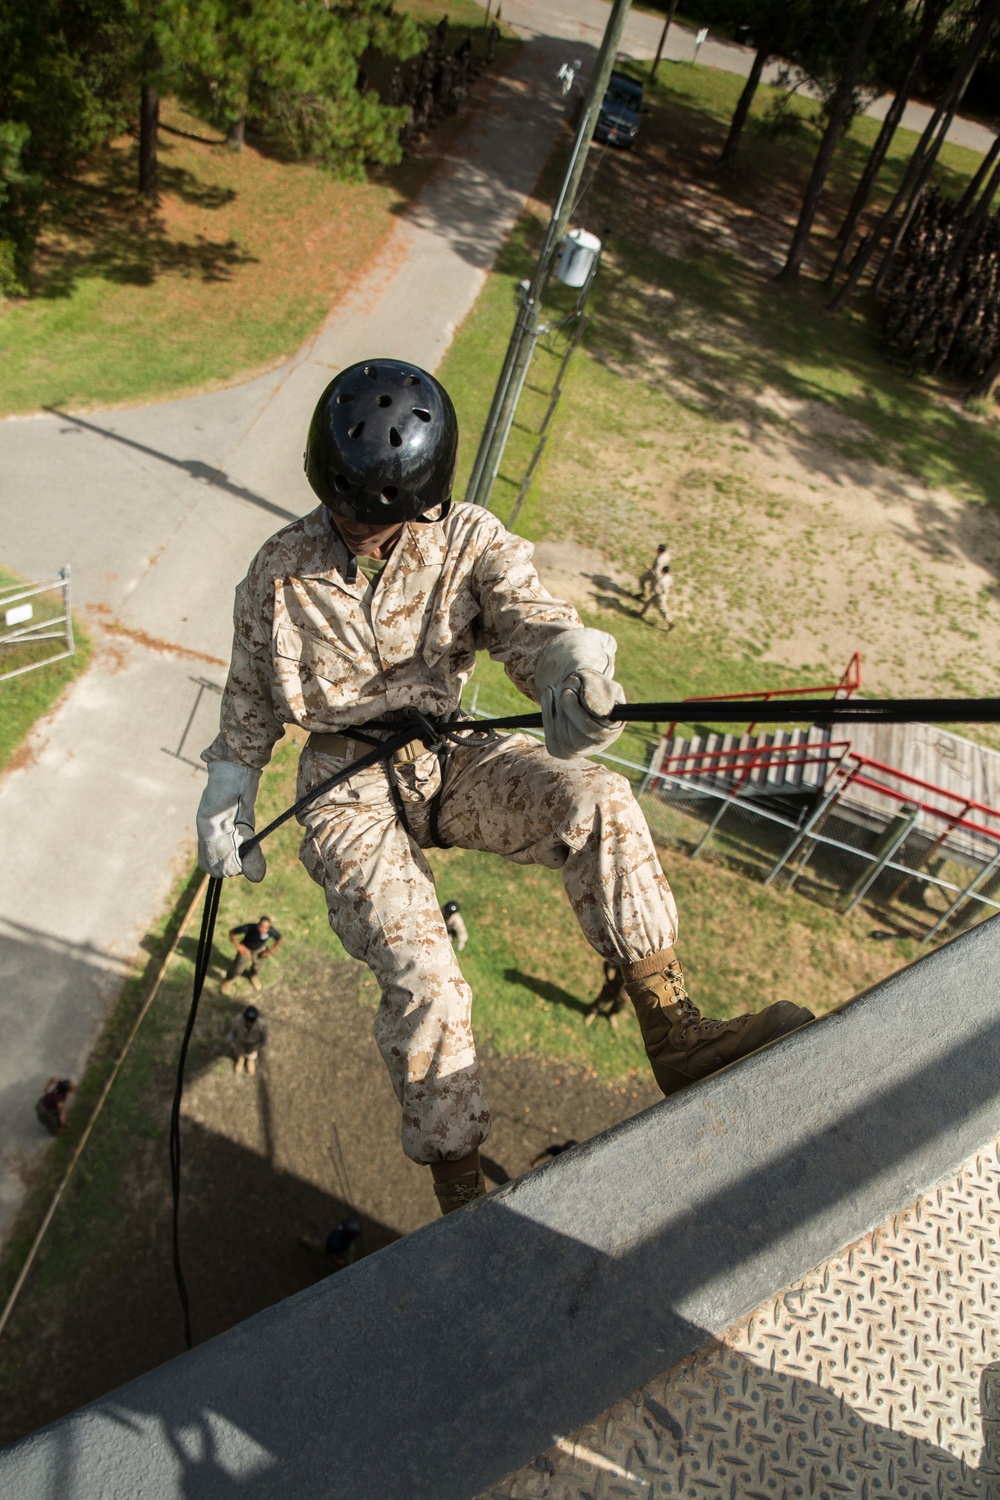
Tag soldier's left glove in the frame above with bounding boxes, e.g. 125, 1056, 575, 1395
197, 761, 267, 882
535, 628, 626, 761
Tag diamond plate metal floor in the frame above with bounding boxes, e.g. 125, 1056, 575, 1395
480, 1138, 1000, 1500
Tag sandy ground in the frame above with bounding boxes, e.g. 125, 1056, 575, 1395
0, 952, 658, 1448
534, 127, 1000, 718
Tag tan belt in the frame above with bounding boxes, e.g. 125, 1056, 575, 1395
307, 731, 421, 765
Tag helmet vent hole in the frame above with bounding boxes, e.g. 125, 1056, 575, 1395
364, 366, 378, 379
388, 427, 402, 447
348, 421, 365, 440
402, 374, 419, 387
412, 407, 431, 422
376, 394, 392, 408
336, 392, 355, 404
334, 474, 350, 494
381, 486, 399, 503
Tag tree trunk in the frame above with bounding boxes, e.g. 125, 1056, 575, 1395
775, 0, 886, 285
966, 349, 1000, 403
945, 152, 1000, 279
829, 0, 1000, 309
650, 0, 679, 81
227, 109, 246, 150
719, 45, 769, 166
138, 82, 159, 198
826, 0, 948, 285
956, 128, 1000, 216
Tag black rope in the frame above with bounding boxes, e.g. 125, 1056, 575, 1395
170, 728, 414, 1348
171, 687, 1000, 1343
169, 871, 221, 1350
478, 696, 1000, 731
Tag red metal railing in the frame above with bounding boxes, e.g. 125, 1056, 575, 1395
834, 752, 1000, 850
659, 736, 854, 794
665, 652, 862, 739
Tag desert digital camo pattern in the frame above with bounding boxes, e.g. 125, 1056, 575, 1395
204, 502, 679, 1163
203, 502, 583, 770
296, 731, 678, 1163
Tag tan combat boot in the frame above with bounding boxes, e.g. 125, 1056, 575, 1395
623, 952, 813, 1097
432, 1169, 487, 1215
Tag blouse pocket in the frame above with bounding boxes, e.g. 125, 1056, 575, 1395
272, 625, 361, 716
420, 589, 481, 667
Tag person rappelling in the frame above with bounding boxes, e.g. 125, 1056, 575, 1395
195, 358, 813, 1215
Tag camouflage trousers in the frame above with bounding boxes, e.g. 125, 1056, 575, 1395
297, 732, 678, 1164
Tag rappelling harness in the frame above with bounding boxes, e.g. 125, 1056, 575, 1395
171, 691, 1000, 1347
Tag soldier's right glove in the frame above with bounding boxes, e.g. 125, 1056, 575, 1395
197, 761, 267, 881
534, 628, 626, 761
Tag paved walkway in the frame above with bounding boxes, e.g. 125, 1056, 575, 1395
0, 30, 568, 1244
518, 0, 997, 153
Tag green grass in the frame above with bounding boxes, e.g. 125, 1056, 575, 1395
0, 568, 91, 774
447, 62, 1000, 519
0, 3, 518, 416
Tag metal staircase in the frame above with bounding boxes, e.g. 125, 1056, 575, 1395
655, 724, 849, 800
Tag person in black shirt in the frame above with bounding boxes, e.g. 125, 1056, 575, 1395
35, 1077, 75, 1135
220, 914, 283, 995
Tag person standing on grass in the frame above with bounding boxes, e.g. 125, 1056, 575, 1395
220, 914, 283, 995
227, 1004, 268, 1076
442, 900, 468, 952
637, 542, 674, 629
35, 1077, 75, 1135
196, 358, 812, 1216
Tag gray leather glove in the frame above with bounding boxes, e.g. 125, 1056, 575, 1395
197, 761, 267, 881
534, 628, 626, 761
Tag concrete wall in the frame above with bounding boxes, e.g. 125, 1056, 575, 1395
4, 918, 1000, 1499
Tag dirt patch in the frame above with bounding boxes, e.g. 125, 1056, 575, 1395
531, 539, 635, 611
0, 950, 657, 1448
551, 408, 1000, 712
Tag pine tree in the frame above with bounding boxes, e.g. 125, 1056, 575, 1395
171, 0, 423, 178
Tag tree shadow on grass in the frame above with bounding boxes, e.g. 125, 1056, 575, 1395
34, 138, 253, 299
512, 68, 1000, 533
504, 968, 590, 1018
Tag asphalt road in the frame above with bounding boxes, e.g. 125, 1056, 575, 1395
513, 0, 997, 153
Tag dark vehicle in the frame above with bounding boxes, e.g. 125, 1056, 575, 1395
594, 71, 643, 148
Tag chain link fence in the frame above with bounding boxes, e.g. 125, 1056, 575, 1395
465, 689, 1000, 944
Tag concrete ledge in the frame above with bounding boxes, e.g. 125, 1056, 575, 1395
4, 919, 1000, 1498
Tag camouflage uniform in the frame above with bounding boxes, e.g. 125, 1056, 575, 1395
647, 571, 673, 625
204, 503, 678, 1164
639, 548, 673, 625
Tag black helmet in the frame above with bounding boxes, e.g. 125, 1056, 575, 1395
442, 901, 460, 917
243, 1005, 259, 1023
304, 359, 458, 526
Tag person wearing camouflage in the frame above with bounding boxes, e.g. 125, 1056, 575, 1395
197, 360, 812, 1215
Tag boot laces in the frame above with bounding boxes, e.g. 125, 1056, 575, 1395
664, 963, 739, 1037
663, 962, 698, 1021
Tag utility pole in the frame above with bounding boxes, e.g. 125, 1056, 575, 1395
465, 0, 633, 510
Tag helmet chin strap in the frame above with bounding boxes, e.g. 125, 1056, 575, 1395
414, 497, 452, 523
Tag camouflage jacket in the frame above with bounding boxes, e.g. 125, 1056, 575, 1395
203, 503, 582, 769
